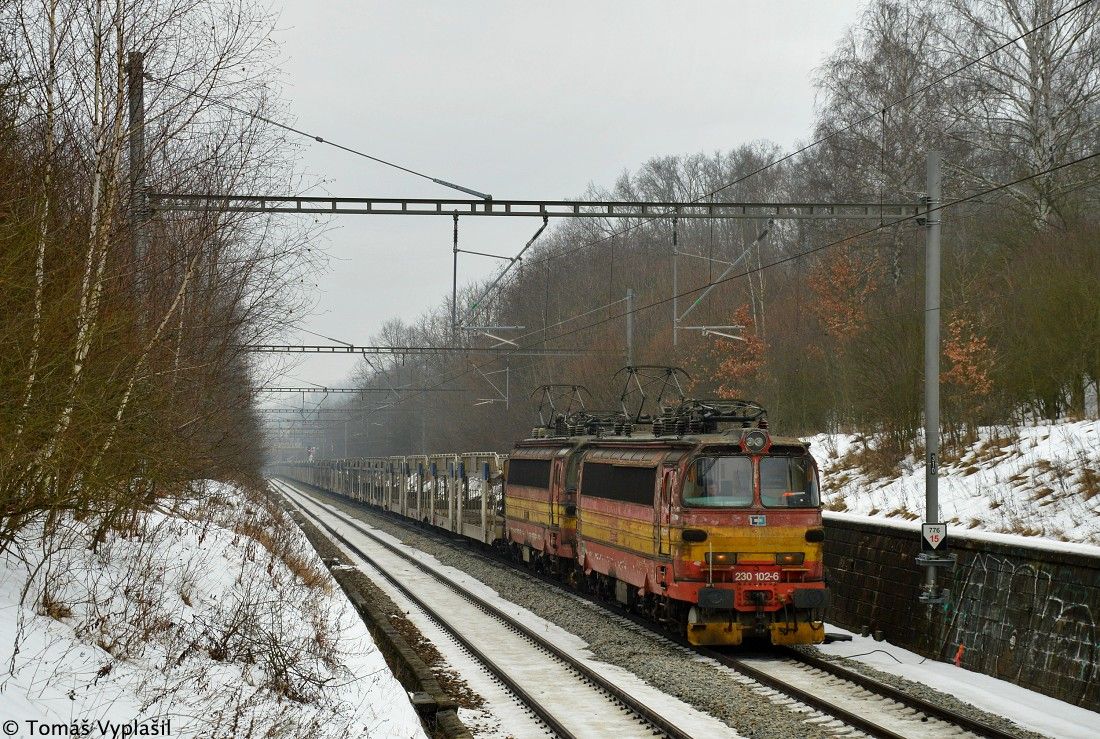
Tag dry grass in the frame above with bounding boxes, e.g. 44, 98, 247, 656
1008, 523, 1043, 537
886, 506, 920, 521
845, 441, 906, 480
1034, 458, 1055, 473
1078, 465, 1100, 501
38, 590, 72, 620
283, 550, 331, 591
970, 434, 1017, 464
234, 516, 331, 595
1030, 486, 1055, 502
824, 471, 852, 494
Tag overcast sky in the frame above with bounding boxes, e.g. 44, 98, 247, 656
262, 0, 863, 395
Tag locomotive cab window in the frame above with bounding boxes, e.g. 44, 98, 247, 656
760, 455, 820, 508
507, 458, 551, 488
581, 463, 656, 505
682, 456, 753, 507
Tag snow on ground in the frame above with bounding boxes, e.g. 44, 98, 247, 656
818, 626, 1100, 739
809, 419, 1100, 545
0, 480, 424, 739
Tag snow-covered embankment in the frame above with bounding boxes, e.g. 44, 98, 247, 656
0, 480, 425, 738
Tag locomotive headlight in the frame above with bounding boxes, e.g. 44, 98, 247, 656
703, 552, 737, 565
743, 429, 769, 453
776, 552, 805, 566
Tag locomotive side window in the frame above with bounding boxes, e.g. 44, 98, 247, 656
760, 455, 820, 508
507, 459, 552, 488
581, 463, 656, 505
682, 457, 753, 507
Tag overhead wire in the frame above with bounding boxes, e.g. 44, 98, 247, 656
144, 74, 492, 199
351, 148, 1100, 420
442, 0, 1095, 356
260, 1, 1095, 433
164, 0, 1092, 376
512, 150, 1100, 350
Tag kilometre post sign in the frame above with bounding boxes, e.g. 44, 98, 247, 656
921, 522, 947, 551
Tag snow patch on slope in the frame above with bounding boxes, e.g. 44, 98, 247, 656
810, 419, 1100, 545
0, 480, 424, 738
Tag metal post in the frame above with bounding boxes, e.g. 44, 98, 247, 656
451, 213, 459, 336
480, 460, 488, 538
626, 288, 635, 366
400, 457, 407, 518
127, 51, 147, 308
672, 217, 679, 346
343, 420, 347, 458
923, 151, 942, 598
447, 460, 456, 532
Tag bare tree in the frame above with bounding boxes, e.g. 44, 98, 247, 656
934, 0, 1100, 227
1, 0, 321, 547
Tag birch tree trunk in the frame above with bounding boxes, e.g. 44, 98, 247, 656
15, 0, 59, 442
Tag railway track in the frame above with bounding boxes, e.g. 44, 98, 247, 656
273, 478, 699, 739
702, 650, 1012, 739
278, 478, 1026, 739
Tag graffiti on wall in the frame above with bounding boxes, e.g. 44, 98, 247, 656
942, 552, 1098, 705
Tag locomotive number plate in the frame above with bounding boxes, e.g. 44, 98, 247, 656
734, 570, 780, 582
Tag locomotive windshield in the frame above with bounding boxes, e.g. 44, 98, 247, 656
760, 455, 820, 508
681, 453, 821, 508
682, 456, 753, 507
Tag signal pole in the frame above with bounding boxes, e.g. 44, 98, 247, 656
919, 151, 952, 604
671, 217, 679, 346
626, 287, 635, 366
451, 213, 459, 338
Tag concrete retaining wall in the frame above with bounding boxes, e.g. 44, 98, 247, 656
823, 513, 1100, 711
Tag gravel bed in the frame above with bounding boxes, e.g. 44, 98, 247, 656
790, 645, 1045, 739
304, 486, 1042, 739
306, 491, 848, 739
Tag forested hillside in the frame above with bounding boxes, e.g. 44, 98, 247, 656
0, 5, 379, 734
315, 0, 1100, 465
0, 0, 317, 546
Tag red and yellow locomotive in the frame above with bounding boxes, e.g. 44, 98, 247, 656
502, 381, 827, 646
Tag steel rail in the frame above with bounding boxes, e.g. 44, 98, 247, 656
292, 480, 1026, 739
276, 479, 689, 739
277, 482, 576, 738
779, 648, 1019, 739
699, 650, 911, 739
